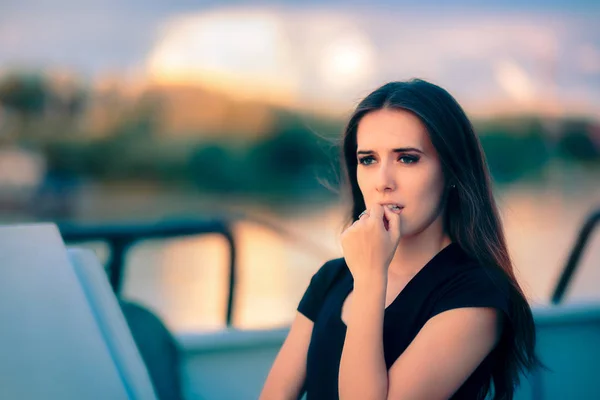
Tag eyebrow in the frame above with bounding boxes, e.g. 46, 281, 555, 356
356, 147, 424, 155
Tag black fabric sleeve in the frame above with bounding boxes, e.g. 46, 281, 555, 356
297, 258, 345, 322
429, 265, 511, 320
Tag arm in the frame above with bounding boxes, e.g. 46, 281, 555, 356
338, 206, 400, 399
386, 307, 502, 399
259, 312, 314, 400
339, 276, 388, 400
340, 303, 501, 400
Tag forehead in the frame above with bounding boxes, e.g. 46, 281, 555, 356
356, 108, 430, 150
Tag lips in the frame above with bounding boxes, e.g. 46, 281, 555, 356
379, 204, 404, 230
380, 204, 404, 214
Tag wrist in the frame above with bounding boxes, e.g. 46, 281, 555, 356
350, 276, 387, 319
353, 273, 387, 292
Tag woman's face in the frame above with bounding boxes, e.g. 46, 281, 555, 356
355, 108, 447, 238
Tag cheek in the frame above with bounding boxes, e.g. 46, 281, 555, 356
425, 170, 446, 203
356, 169, 369, 197
405, 168, 445, 218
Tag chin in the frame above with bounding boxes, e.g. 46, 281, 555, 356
403, 213, 445, 239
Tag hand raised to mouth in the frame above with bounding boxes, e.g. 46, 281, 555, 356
341, 204, 402, 283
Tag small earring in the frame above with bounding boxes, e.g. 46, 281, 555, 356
450, 184, 456, 188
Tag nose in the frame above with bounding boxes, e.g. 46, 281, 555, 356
375, 163, 396, 193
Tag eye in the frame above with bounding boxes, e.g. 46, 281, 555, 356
358, 156, 376, 165
399, 155, 419, 164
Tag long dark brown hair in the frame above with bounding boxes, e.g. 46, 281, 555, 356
340, 79, 540, 399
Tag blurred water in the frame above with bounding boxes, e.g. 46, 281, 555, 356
72, 176, 600, 334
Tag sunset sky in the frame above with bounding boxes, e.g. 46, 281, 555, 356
1, 1, 599, 117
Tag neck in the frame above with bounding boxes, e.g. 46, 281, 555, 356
387, 219, 452, 278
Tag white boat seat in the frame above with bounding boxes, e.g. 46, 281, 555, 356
0, 223, 157, 400
68, 247, 158, 400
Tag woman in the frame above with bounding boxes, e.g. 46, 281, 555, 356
260, 79, 539, 399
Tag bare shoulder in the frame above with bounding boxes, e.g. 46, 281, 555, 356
387, 307, 502, 400
259, 312, 314, 400
423, 307, 502, 345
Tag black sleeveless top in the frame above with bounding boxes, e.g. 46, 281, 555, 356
297, 243, 511, 399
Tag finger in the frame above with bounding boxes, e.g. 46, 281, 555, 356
370, 205, 384, 222
352, 211, 368, 227
368, 205, 387, 231
382, 206, 402, 240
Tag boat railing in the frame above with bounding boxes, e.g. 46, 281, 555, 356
58, 207, 599, 327
58, 212, 334, 327
59, 218, 238, 325
551, 207, 600, 304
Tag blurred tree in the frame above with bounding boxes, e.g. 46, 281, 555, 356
557, 119, 600, 163
478, 119, 551, 184
246, 114, 332, 194
0, 71, 90, 143
189, 143, 243, 193
0, 73, 49, 142
0, 73, 47, 116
